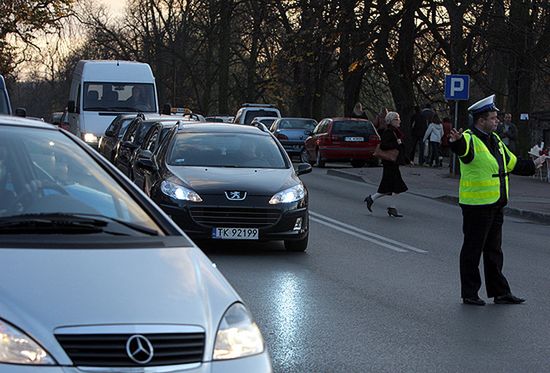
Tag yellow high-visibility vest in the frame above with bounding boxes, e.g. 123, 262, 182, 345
458, 130, 517, 205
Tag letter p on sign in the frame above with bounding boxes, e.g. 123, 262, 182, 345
450, 78, 463, 96
445, 74, 470, 101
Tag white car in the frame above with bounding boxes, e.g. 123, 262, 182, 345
232, 103, 281, 125
0, 115, 272, 372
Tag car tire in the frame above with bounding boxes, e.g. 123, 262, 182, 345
351, 160, 366, 168
316, 150, 325, 168
301, 148, 314, 165
284, 233, 308, 252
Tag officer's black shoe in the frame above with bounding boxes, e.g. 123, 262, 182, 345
494, 294, 525, 304
462, 297, 486, 306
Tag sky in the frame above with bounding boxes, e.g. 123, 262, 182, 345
97, 0, 126, 17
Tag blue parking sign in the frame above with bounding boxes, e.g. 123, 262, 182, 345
445, 75, 470, 100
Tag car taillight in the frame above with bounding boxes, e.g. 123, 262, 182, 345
276, 133, 288, 140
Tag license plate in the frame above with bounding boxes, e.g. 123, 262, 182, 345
212, 227, 259, 240
345, 137, 364, 142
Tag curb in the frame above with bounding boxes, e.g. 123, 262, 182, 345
327, 169, 550, 225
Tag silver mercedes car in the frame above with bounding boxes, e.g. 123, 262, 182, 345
0, 115, 272, 372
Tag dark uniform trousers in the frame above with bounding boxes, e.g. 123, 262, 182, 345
460, 204, 511, 298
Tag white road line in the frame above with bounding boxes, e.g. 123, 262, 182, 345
310, 211, 428, 254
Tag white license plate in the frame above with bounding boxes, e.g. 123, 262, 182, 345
345, 137, 364, 142
212, 227, 259, 240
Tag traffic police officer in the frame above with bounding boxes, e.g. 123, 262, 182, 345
449, 95, 547, 306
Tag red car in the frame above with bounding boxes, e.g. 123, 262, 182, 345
302, 118, 380, 168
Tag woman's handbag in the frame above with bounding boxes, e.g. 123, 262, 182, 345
373, 144, 399, 162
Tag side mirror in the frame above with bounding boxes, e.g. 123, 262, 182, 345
15, 107, 27, 117
121, 141, 138, 149
137, 156, 157, 172
295, 162, 312, 176
67, 100, 75, 113
104, 129, 115, 137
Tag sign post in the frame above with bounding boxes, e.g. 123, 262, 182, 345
445, 74, 470, 176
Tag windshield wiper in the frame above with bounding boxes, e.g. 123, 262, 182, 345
0, 213, 158, 236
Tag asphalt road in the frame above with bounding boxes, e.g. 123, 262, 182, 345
202, 166, 550, 373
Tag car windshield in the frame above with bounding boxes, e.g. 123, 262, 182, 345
83, 82, 156, 113
332, 120, 376, 136
118, 118, 134, 138
0, 91, 9, 115
244, 110, 278, 125
279, 119, 317, 130
168, 132, 288, 168
0, 126, 163, 234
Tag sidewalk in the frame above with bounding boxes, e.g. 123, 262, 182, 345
326, 161, 550, 224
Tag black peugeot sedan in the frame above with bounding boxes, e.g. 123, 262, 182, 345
137, 123, 312, 251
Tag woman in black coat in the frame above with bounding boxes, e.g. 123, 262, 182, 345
364, 111, 411, 217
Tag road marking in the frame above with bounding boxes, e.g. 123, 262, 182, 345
310, 211, 428, 254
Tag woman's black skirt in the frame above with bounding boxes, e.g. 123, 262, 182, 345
377, 162, 408, 194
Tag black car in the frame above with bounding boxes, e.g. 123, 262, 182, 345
98, 114, 137, 161
137, 123, 312, 251
114, 116, 177, 178
132, 120, 179, 191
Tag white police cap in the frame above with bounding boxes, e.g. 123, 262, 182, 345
468, 94, 500, 114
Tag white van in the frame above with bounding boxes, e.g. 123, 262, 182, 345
67, 60, 159, 147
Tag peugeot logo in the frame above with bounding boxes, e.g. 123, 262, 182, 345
225, 191, 247, 200
126, 335, 154, 364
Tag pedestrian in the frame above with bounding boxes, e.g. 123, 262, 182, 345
496, 113, 518, 154
364, 111, 412, 217
440, 117, 452, 157
423, 114, 444, 167
409, 105, 428, 165
449, 94, 547, 306
351, 102, 369, 119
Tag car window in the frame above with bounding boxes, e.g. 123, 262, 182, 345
244, 110, 279, 125
281, 119, 317, 130
83, 82, 156, 112
118, 118, 134, 138
0, 126, 163, 232
332, 120, 376, 136
168, 133, 287, 168
144, 128, 160, 151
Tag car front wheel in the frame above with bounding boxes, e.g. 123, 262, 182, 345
316, 150, 325, 168
284, 233, 308, 252
301, 148, 314, 165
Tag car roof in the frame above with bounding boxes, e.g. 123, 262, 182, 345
277, 117, 317, 121
178, 122, 270, 135
325, 117, 372, 122
0, 114, 56, 129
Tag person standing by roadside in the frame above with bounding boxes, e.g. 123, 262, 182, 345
352, 102, 369, 119
449, 94, 547, 306
364, 111, 411, 217
409, 106, 428, 164
423, 114, 444, 167
497, 113, 518, 154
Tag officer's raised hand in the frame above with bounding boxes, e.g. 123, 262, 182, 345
449, 128, 463, 143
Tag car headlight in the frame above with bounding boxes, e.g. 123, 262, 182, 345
213, 303, 264, 360
0, 319, 55, 365
82, 133, 99, 144
269, 184, 305, 204
161, 180, 202, 202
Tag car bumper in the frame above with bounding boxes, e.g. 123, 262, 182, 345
319, 147, 376, 160
0, 351, 272, 372
160, 203, 309, 242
